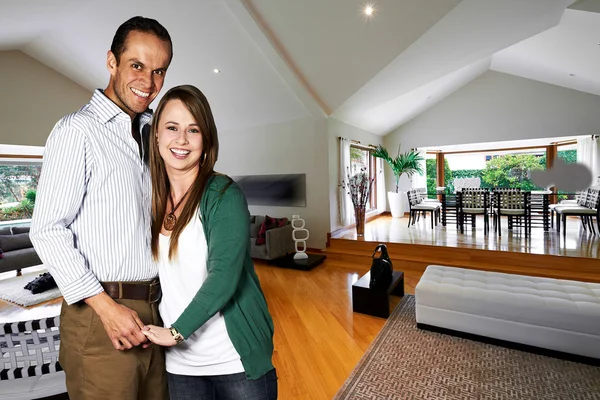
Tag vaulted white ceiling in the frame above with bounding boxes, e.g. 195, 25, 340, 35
0, 0, 596, 136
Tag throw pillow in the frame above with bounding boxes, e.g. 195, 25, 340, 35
255, 215, 288, 245
249, 216, 263, 239
11, 226, 30, 234
0, 233, 33, 252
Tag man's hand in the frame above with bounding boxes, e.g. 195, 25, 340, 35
84, 292, 148, 350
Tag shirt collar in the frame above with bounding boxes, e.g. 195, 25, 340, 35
89, 89, 153, 124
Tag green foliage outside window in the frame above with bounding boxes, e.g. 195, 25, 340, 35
0, 165, 40, 222
426, 159, 452, 198
481, 154, 544, 190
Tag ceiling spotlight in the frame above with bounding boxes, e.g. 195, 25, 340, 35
213, 68, 221, 74
364, 4, 374, 16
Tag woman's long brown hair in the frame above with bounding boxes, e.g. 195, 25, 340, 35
149, 85, 219, 260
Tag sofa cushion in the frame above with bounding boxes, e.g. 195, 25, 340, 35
250, 238, 267, 259
255, 215, 288, 245
0, 232, 33, 252
11, 226, 30, 234
0, 248, 42, 274
250, 215, 264, 239
0, 227, 11, 236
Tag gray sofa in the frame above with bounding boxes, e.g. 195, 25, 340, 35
0, 225, 42, 274
249, 215, 295, 260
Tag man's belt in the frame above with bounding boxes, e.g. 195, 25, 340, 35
100, 279, 161, 303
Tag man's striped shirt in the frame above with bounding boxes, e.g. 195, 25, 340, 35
30, 89, 156, 305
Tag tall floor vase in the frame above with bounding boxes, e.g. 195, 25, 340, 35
354, 207, 366, 236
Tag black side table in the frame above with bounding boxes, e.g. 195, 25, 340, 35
352, 270, 404, 318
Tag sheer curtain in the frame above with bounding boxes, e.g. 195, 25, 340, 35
338, 137, 352, 226
577, 136, 600, 187
376, 157, 386, 212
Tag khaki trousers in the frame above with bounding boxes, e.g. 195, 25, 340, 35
58, 298, 168, 400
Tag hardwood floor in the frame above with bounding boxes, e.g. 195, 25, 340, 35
0, 261, 409, 400
1, 213, 598, 399
332, 214, 600, 259
0, 262, 415, 400
328, 214, 600, 283
254, 259, 417, 400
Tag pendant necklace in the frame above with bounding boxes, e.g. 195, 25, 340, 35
163, 188, 191, 231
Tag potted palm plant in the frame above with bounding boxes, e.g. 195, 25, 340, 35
372, 144, 424, 217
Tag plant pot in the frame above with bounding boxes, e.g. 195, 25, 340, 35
387, 191, 406, 218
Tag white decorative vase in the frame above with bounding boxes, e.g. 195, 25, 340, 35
292, 215, 309, 260
387, 191, 406, 218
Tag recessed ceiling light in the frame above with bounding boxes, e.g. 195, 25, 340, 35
213, 68, 221, 74
364, 4, 375, 16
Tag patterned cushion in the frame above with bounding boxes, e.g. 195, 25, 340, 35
255, 215, 288, 245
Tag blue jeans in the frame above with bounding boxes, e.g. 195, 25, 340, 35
167, 368, 278, 400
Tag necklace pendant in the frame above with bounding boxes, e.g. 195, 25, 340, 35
164, 213, 177, 231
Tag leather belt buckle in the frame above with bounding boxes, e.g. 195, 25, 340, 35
148, 280, 162, 304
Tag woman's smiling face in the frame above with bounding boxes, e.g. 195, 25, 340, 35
156, 99, 204, 175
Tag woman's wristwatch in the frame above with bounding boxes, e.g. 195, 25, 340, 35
168, 326, 184, 344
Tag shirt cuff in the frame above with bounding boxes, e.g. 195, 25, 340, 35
60, 269, 104, 305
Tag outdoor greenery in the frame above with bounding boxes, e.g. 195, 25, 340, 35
425, 150, 577, 196
0, 190, 36, 221
0, 165, 40, 222
426, 158, 451, 198
372, 144, 424, 192
482, 154, 544, 190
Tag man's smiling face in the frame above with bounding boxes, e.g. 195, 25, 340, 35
105, 30, 171, 119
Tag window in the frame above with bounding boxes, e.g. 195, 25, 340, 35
444, 149, 546, 192
350, 145, 377, 210
556, 145, 577, 200
0, 163, 41, 222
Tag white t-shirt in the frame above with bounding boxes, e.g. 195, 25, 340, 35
157, 215, 244, 376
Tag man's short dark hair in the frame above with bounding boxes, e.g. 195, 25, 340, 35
110, 16, 173, 65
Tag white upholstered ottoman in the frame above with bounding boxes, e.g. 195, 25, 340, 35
415, 265, 600, 362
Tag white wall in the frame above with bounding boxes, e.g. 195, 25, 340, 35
327, 117, 383, 232
217, 117, 329, 249
0, 51, 92, 146
384, 71, 600, 194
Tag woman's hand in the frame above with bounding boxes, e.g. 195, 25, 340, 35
142, 325, 178, 347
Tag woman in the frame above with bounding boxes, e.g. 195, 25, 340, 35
142, 85, 277, 400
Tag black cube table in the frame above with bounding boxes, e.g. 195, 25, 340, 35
352, 270, 404, 318
270, 253, 326, 271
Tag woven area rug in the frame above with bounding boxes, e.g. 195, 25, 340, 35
334, 295, 600, 400
0, 271, 61, 307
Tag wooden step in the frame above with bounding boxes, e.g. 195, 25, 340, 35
325, 238, 600, 283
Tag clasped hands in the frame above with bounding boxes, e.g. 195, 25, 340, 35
86, 292, 176, 350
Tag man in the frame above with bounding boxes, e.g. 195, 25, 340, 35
30, 16, 172, 400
